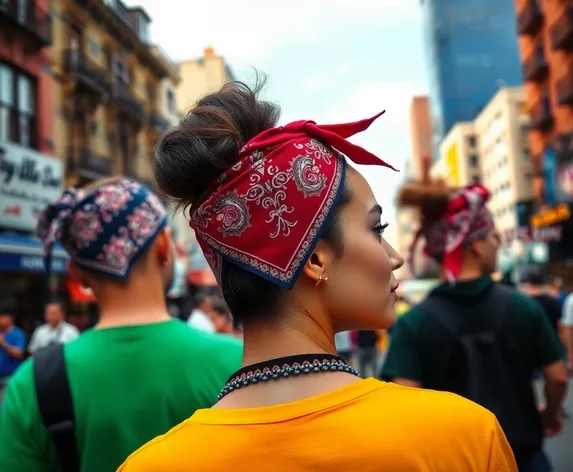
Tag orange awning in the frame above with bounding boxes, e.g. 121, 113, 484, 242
66, 277, 97, 303
187, 269, 217, 287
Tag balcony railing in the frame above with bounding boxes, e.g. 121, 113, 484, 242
0, 0, 52, 46
556, 67, 573, 106
529, 97, 554, 132
67, 146, 113, 179
150, 112, 171, 132
522, 47, 549, 82
518, 0, 543, 36
112, 80, 146, 124
550, 7, 573, 51
64, 49, 111, 99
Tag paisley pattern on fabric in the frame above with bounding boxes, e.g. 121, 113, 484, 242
189, 112, 395, 289
408, 183, 494, 282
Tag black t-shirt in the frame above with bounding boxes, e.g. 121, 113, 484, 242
531, 294, 562, 336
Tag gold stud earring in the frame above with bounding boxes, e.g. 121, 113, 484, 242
315, 273, 329, 286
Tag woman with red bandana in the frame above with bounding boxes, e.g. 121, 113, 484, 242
382, 178, 567, 472
119, 80, 517, 471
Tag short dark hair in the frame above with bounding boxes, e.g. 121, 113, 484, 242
154, 77, 350, 328
46, 298, 65, 312
0, 298, 17, 317
211, 296, 230, 317
523, 266, 547, 286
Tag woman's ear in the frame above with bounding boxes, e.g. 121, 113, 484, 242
302, 240, 333, 285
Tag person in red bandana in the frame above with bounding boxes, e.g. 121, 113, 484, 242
382, 177, 568, 471
118, 80, 517, 472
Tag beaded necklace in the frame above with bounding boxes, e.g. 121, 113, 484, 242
218, 353, 360, 401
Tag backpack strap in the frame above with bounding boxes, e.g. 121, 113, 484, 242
33, 343, 79, 472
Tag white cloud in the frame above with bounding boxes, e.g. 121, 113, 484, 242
127, 0, 419, 64
337, 61, 356, 75
302, 75, 329, 92
311, 81, 417, 221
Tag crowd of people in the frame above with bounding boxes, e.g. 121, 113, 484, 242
0, 79, 570, 471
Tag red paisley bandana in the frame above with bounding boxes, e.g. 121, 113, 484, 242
190, 112, 395, 289
409, 184, 494, 281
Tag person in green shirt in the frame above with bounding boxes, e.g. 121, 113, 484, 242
381, 178, 568, 471
0, 178, 242, 472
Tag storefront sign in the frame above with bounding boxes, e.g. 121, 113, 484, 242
530, 203, 570, 228
0, 252, 67, 273
0, 142, 63, 231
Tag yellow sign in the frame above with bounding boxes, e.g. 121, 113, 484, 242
530, 203, 570, 228
445, 143, 460, 186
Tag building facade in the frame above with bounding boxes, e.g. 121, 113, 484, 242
0, 0, 68, 328
515, 0, 573, 282
176, 47, 235, 114
421, 0, 523, 160
171, 47, 235, 252
51, 0, 179, 188
515, 0, 573, 205
474, 87, 533, 248
434, 122, 481, 186
395, 96, 436, 280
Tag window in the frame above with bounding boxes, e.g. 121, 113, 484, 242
137, 15, 150, 44
167, 90, 176, 114
0, 63, 36, 147
467, 135, 477, 148
469, 154, 478, 168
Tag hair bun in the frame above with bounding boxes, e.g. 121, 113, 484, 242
397, 179, 451, 221
154, 77, 280, 211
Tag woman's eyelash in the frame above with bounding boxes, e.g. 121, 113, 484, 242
374, 222, 389, 234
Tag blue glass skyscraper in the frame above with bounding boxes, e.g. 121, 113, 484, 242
420, 0, 523, 159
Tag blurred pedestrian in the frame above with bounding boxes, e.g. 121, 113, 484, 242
382, 178, 567, 471
0, 299, 25, 405
187, 293, 216, 332
27, 299, 79, 355
521, 267, 563, 342
0, 178, 242, 472
119, 80, 515, 472
334, 331, 352, 363
561, 293, 573, 376
209, 296, 235, 336
356, 330, 378, 377
548, 277, 568, 306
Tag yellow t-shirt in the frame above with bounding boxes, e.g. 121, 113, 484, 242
118, 379, 517, 472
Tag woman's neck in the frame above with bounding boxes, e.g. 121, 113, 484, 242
241, 316, 337, 367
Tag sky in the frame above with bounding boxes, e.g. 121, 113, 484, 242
127, 0, 429, 244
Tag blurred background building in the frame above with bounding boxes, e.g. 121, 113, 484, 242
514, 0, 573, 283
421, 0, 523, 160
52, 0, 179, 188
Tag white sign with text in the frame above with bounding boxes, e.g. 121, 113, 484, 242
0, 141, 63, 231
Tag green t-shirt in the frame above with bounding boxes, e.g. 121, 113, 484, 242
381, 277, 564, 385
0, 319, 242, 472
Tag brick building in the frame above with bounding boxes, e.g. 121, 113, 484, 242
516, 0, 573, 281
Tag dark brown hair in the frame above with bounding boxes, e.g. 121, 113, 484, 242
397, 178, 451, 222
154, 77, 350, 327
